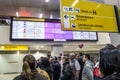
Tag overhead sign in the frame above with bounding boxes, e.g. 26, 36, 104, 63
13, 17, 45, 22
60, 0, 120, 32
0, 45, 28, 51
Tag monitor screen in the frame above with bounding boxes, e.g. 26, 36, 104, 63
10, 17, 98, 41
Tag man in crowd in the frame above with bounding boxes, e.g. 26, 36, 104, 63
77, 52, 84, 80
82, 54, 93, 80
69, 53, 81, 80
51, 56, 61, 80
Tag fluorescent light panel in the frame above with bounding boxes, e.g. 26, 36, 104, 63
72, 0, 78, 7
16, 11, 19, 17
50, 14, 53, 19
45, 0, 49, 2
39, 13, 43, 18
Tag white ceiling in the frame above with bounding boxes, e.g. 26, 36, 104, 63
0, 0, 60, 10
0, 0, 104, 18
0, 0, 60, 18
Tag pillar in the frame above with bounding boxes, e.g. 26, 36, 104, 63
104, 0, 118, 5
51, 45, 64, 57
103, 0, 120, 46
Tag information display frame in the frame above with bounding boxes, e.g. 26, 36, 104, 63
10, 17, 98, 41
60, 0, 120, 32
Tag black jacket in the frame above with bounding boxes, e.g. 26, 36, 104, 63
41, 67, 53, 80
61, 62, 73, 80
52, 61, 61, 80
13, 69, 47, 80
102, 72, 120, 80
78, 56, 84, 79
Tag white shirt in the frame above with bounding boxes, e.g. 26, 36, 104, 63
75, 59, 81, 71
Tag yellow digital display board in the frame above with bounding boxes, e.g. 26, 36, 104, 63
13, 17, 45, 22
60, 0, 119, 32
0, 45, 28, 51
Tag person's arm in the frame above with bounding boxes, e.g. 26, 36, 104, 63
75, 60, 81, 78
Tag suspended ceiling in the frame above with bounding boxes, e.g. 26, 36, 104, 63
0, 0, 104, 18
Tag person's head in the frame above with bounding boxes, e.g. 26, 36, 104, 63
116, 44, 120, 49
79, 52, 83, 56
69, 53, 75, 60
23, 55, 36, 70
41, 57, 50, 68
99, 44, 119, 76
62, 56, 69, 64
58, 56, 61, 61
53, 56, 58, 62
83, 54, 90, 63
93, 58, 98, 65
37, 57, 42, 63
22, 55, 36, 79
75, 54, 79, 60
104, 44, 116, 49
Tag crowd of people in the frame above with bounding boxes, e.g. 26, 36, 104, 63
13, 44, 120, 80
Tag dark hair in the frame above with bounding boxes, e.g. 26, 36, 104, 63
54, 56, 58, 60
41, 57, 50, 68
40, 57, 52, 79
116, 44, 120, 49
79, 52, 83, 56
85, 54, 90, 60
58, 56, 61, 59
63, 56, 69, 63
99, 44, 120, 76
22, 55, 36, 79
104, 44, 116, 49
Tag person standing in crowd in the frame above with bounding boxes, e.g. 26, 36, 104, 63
40, 57, 53, 80
61, 56, 73, 80
58, 56, 63, 80
13, 55, 47, 80
51, 56, 61, 80
93, 58, 101, 80
99, 44, 120, 80
82, 54, 93, 80
99, 44, 116, 77
69, 53, 81, 80
77, 52, 84, 80
37, 57, 43, 68
116, 44, 120, 49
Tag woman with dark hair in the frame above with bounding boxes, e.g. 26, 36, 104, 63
40, 57, 53, 80
99, 44, 120, 80
13, 55, 47, 80
61, 56, 73, 80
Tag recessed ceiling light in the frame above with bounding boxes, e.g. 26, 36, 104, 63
16, 11, 19, 17
72, 0, 78, 7
50, 14, 53, 19
39, 13, 43, 18
45, 0, 49, 2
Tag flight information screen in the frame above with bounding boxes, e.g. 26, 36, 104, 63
10, 17, 98, 41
